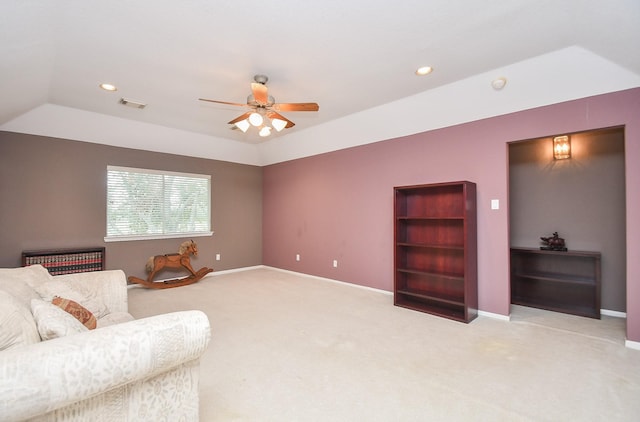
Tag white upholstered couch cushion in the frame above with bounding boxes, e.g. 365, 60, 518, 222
0, 310, 211, 421
0, 290, 41, 350
0, 265, 211, 421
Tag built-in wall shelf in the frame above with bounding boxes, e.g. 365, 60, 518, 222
510, 247, 601, 319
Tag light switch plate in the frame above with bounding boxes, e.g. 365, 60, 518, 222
491, 199, 500, 210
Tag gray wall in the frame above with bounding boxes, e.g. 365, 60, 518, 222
0, 131, 263, 280
509, 127, 626, 311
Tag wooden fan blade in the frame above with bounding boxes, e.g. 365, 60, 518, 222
228, 111, 252, 125
251, 83, 269, 105
266, 111, 295, 128
199, 98, 248, 107
272, 102, 319, 112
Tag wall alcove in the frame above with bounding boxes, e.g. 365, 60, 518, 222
508, 127, 626, 327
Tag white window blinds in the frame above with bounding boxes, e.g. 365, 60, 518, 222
106, 166, 211, 241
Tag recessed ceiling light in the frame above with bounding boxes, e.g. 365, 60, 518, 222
99, 83, 117, 92
491, 77, 507, 90
415, 66, 433, 76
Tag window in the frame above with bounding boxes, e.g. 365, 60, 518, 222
105, 166, 212, 241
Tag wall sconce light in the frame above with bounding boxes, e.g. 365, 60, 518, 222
553, 135, 571, 160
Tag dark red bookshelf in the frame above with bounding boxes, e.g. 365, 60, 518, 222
394, 181, 478, 323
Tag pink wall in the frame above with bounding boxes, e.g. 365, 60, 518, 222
263, 88, 640, 342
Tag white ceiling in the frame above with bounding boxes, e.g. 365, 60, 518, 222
1, 1, 639, 165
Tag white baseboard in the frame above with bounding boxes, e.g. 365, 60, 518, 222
209, 265, 265, 276
264, 266, 393, 295
625, 339, 640, 350
601, 309, 627, 318
478, 310, 510, 321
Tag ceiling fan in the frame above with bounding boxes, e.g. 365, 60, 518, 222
199, 74, 319, 137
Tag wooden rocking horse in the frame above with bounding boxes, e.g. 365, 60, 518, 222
127, 240, 213, 289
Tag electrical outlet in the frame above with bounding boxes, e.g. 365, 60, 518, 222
296, 254, 300, 261
333, 260, 338, 268
216, 254, 221, 261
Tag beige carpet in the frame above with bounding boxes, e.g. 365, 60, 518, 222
128, 267, 640, 421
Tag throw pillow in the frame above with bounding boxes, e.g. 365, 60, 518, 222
35, 280, 108, 318
30, 299, 88, 341
0, 290, 41, 350
52, 296, 97, 330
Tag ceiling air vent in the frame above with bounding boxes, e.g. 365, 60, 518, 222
119, 98, 147, 109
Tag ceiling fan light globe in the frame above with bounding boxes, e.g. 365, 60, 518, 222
235, 119, 250, 132
249, 112, 263, 126
271, 118, 287, 132
259, 126, 271, 137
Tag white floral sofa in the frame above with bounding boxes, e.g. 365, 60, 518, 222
0, 265, 211, 422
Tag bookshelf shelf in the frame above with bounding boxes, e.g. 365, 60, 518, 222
510, 247, 601, 318
22, 247, 105, 275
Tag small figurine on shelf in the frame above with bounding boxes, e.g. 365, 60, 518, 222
540, 232, 567, 251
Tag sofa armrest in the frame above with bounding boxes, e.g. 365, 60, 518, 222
0, 310, 211, 421
53, 269, 129, 313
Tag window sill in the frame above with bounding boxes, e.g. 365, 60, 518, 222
104, 231, 214, 242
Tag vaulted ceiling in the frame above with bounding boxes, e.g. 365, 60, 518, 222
1, 1, 639, 165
